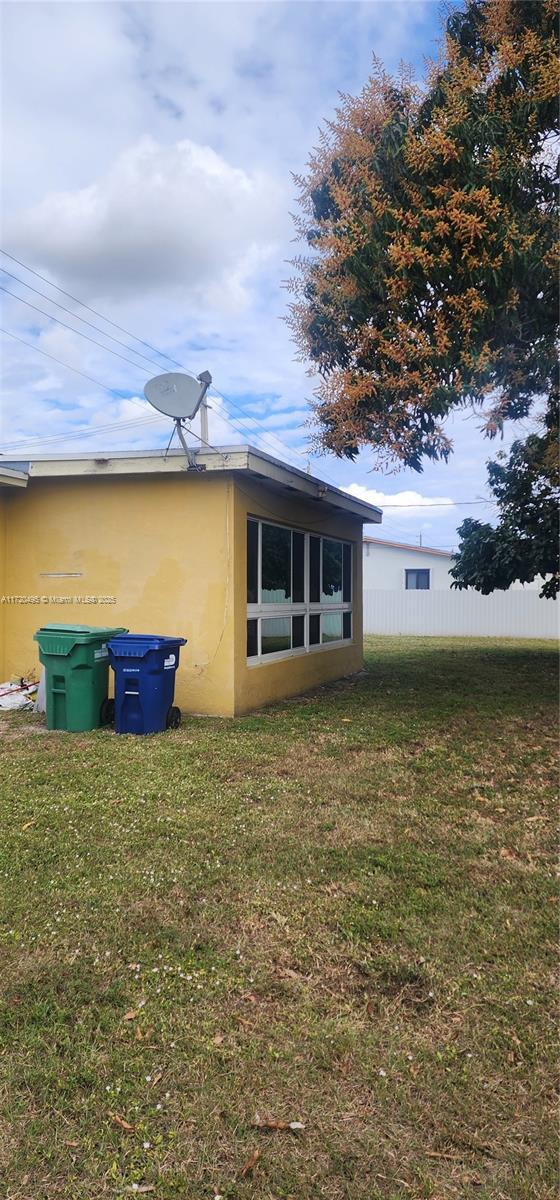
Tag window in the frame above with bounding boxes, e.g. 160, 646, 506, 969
246, 518, 353, 662
405, 568, 430, 590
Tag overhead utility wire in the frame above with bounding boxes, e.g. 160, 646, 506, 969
0, 286, 156, 375
0, 248, 320, 473
0, 325, 151, 403
0, 248, 183, 367
0, 267, 172, 375
0, 323, 301, 467
1, 324, 496, 505
0, 326, 228, 463
1, 414, 164, 451
0, 250, 497, 505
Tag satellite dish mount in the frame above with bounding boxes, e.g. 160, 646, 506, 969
144, 370, 212, 469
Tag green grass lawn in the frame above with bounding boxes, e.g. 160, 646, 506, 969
0, 636, 557, 1200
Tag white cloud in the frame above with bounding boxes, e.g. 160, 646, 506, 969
344, 482, 456, 516
7, 136, 288, 308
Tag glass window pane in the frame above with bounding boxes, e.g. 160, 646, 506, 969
309, 536, 320, 602
247, 618, 258, 657
406, 569, 430, 590
261, 617, 291, 655
309, 613, 320, 644
322, 611, 343, 643
292, 613, 305, 648
343, 543, 352, 602
343, 611, 352, 640
261, 523, 291, 603
322, 538, 343, 603
292, 532, 305, 603
247, 520, 259, 603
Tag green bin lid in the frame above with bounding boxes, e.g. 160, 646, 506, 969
34, 623, 127, 646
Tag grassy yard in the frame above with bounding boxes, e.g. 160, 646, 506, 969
0, 636, 557, 1200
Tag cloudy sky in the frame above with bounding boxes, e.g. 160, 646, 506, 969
1, 0, 519, 547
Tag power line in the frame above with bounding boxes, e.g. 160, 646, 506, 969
0, 326, 229, 463
0, 247, 321, 475
0, 249, 499, 506
381, 499, 494, 507
0, 285, 153, 374
0, 325, 150, 404
0, 248, 184, 367
0, 266, 169, 375
1, 413, 163, 451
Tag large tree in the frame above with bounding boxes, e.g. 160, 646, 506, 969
289, 0, 559, 596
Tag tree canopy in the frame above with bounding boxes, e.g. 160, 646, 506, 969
289, 0, 559, 596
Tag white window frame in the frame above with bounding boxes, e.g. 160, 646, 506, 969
247, 517, 353, 665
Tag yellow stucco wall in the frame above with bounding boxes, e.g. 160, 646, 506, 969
2, 473, 236, 715
1, 470, 365, 716
231, 478, 364, 715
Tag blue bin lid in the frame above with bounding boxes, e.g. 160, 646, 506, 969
107, 634, 186, 658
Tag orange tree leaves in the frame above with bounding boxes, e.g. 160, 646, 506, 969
288, 0, 559, 474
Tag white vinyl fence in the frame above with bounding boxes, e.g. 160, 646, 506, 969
363, 589, 558, 639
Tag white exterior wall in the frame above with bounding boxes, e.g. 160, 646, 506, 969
363, 541, 453, 590
362, 540, 557, 639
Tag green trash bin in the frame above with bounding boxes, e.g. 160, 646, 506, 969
34, 623, 128, 732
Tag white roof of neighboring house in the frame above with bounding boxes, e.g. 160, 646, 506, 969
0, 445, 382, 525
363, 535, 453, 558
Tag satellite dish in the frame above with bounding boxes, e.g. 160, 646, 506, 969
144, 369, 212, 470
144, 371, 208, 420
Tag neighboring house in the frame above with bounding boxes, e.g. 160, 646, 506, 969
0, 446, 381, 716
363, 536, 455, 591
363, 536, 557, 638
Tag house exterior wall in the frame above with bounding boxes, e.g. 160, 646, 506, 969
1, 471, 367, 716
232, 479, 364, 715
1, 473, 236, 716
363, 541, 453, 590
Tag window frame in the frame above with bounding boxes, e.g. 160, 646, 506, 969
246, 516, 353, 665
405, 568, 431, 591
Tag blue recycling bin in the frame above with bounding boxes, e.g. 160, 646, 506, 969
107, 634, 187, 734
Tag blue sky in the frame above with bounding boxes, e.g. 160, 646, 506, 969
1, 0, 517, 547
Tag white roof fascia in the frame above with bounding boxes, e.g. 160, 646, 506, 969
22, 445, 382, 524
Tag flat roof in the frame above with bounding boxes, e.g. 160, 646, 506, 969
0, 445, 382, 525
363, 535, 452, 558
0, 465, 28, 488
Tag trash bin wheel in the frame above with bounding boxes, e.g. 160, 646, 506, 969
166, 705, 181, 730
100, 697, 115, 726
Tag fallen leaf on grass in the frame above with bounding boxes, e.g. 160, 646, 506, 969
21, 820, 36, 831
126, 1187, 155, 1194
151, 1072, 163, 1087
108, 1112, 135, 1132
64, 1140, 79, 1148
240, 1148, 260, 1176
253, 1114, 305, 1132
499, 847, 520, 861
212, 1034, 225, 1045
123, 1010, 138, 1022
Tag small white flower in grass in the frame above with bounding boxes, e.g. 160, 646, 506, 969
156, 1103, 162, 1111
145, 1075, 151, 1082
406, 1054, 414, 1061
165, 1091, 170, 1099
378, 1068, 387, 1077
143, 1141, 151, 1149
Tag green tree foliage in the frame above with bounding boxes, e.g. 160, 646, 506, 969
289, 0, 559, 595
